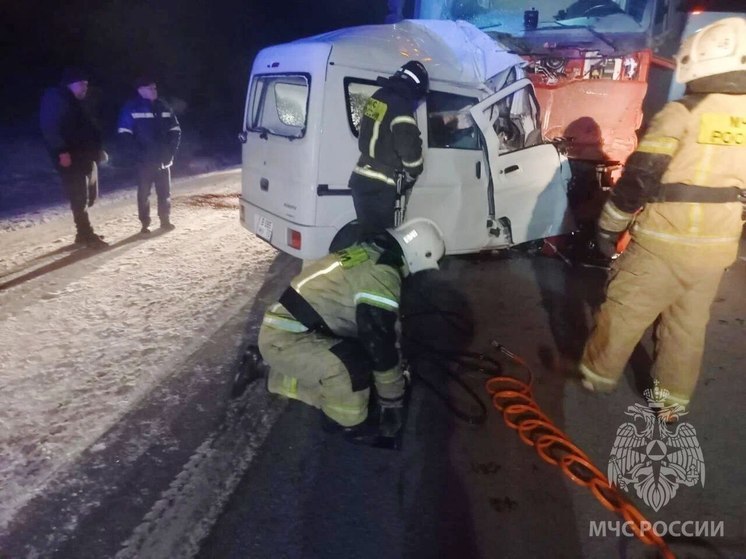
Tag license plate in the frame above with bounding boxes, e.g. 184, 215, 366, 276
255, 215, 273, 241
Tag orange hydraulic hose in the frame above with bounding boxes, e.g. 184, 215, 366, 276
485, 341, 675, 559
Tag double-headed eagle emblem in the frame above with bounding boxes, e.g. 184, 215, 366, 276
608, 382, 705, 511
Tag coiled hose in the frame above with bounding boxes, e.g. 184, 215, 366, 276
487, 341, 675, 559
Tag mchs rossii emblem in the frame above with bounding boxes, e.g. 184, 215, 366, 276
608, 381, 705, 511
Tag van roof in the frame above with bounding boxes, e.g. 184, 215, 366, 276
298, 19, 525, 88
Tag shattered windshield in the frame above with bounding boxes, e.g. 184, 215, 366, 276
420, 0, 651, 34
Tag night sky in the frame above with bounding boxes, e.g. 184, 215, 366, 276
2, 0, 388, 142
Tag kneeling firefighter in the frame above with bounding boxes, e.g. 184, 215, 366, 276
580, 17, 746, 407
257, 218, 445, 447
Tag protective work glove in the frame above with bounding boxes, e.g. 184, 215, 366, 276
403, 172, 417, 191
595, 228, 618, 259
160, 157, 174, 170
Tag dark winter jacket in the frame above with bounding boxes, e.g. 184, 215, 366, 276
39, 86, 102, 168
117, 97, 181, 167
351, 82, 423, 186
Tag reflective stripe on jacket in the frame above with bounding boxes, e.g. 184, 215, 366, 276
353, 86, 423, 185
261, 243, 402, 372
604, 94, 746, 263
117, 97, 181, 165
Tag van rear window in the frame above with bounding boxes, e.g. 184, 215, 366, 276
344, 78, 379, 137
247, 74, 310, 138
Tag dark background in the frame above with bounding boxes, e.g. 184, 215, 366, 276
1, 0, 390, 162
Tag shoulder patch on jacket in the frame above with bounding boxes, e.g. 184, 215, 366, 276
364, 98, 387, 122
335, 245, 370, 269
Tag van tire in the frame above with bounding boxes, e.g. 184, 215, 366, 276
329, 222, 360, 252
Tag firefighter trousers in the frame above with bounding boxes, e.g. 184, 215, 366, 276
580, 240, 727, 405
258, 324, 371, 427
349, 173, 398, 241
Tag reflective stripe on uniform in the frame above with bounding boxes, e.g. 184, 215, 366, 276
369, 119, 381, 158
161, 112, 172, 117
390, 115, 417, 129
402, 156, 423, 168
170, 126, 181, 131
132, 112, 155, 119
373, 367, 401, 385
118, 128, 133, 134
276, 375, 298, 398
694, 144, 716, 186
633, 224, 741, 245
637, 136, 679, 156
295, 261, 342, 290
354, 292, 399, 311
352, 165, 396, 186
603, 200, 636, 222
599, 200, 635, 232
579, 362, 617, 388
262, 313, 309, 332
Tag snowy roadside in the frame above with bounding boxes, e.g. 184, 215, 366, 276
0, 169, 280, 533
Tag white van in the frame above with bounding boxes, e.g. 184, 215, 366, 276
239, 20, 576, 260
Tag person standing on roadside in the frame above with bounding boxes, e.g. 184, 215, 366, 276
40, 67, 108, 248
117, 76, 181, 234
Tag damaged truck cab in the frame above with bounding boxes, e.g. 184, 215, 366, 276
239, 20, 574, 260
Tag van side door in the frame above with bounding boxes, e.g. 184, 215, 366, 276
469, 78, 575, 246
405, 90, 490, 254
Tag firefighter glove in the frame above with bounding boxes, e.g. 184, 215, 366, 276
596, 228, 618, 258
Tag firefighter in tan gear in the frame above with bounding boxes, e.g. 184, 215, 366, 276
580, 17, 746, 407
349, 60, 428, 240
258, 218, 445, 446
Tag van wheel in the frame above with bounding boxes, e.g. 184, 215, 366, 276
329, 222, 360, 252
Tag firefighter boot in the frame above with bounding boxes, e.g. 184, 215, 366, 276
231, 345, 269, 398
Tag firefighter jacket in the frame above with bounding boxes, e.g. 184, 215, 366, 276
600, 93, 746, 266
40, 86, 102, 167
117, 97, 181, 167
262, 242, 403, 378
352, 84, 424, 186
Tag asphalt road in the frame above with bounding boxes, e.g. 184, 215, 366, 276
198, 247, 746, 559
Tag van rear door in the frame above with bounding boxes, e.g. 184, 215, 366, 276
470, 78, 575, 246
241, 43, 331, 236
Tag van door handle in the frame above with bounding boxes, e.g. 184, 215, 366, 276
503, 164, 520, 174
476, 161, 481, 179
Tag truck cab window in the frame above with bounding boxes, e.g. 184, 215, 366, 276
247, 74, 309, 138
427, 91, 480, 150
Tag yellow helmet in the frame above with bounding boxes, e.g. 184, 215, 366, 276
675, 17, 746, 84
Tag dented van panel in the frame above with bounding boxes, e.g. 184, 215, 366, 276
239, 20, 576, 260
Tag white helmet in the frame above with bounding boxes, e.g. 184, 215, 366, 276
675, 17, 746, 84
387, 218, 445, 275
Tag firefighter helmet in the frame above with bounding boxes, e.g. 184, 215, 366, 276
392, 60, 429, 98
675, 17, 746, 84
387, 218, 445, 275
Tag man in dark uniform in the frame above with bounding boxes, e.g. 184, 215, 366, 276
349, 60, 428, 240
117, 76, 181, 233
40, 67, 108, 248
